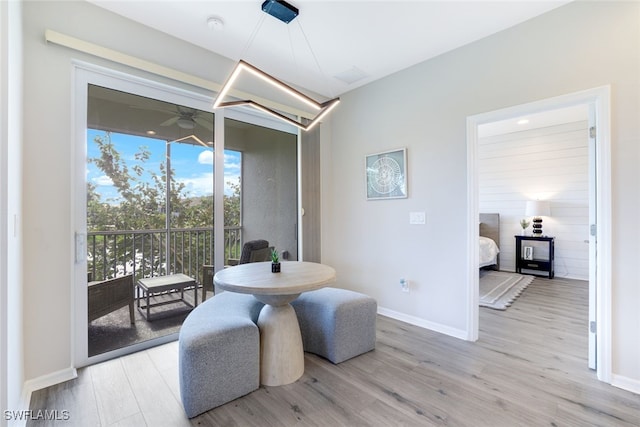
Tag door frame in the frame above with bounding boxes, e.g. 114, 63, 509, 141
465, 86, 611, 383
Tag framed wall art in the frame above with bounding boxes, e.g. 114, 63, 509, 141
365, 148, 407, 200
523, 246, 534, 260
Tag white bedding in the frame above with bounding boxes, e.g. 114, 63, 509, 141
479, 236, 500, 268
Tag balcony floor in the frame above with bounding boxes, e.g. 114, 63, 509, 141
88, 288, 212, 357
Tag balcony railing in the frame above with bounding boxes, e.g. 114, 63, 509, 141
87, 226, 242, 284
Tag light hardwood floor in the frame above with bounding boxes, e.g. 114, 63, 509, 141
29, 277, 640, 426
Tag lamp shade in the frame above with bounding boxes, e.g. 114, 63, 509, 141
525, 200, 550, 217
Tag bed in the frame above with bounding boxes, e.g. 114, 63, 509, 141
479, 213, 500, 270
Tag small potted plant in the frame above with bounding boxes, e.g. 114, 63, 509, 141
271, 248, 281, 273
519, 218, 531, 236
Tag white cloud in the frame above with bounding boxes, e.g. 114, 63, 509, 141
225, 152, 241, 168
93, 175, 114, 186
177, 173, 214, 197
178, 173, 240, 197
198, 150, 214, 165
175, 150, 242, 196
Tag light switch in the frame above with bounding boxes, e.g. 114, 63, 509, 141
409, 211, 426, 225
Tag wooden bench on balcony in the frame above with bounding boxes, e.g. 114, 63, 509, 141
136, 274, 197, 321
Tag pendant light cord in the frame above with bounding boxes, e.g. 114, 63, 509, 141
240, 14, 267, 59
296, 18, 335, 99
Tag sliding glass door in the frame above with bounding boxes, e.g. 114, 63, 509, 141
76, 68, 301, 365
86, 85, 216, 356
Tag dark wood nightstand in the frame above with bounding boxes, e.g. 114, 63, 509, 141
515, 235, 555, 279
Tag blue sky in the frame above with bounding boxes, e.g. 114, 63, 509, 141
87, 130, 241, 204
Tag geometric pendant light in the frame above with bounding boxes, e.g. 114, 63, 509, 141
212, 0, 339, 131
213, 60, 340, 131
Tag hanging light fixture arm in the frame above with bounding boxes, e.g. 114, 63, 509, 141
239, 60, 321, 111
218, 99, 309, 130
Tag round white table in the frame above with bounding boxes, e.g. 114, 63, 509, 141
213, 261, 336, 386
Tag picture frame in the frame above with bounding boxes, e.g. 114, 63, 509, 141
365, 148, 407, 200
523, 246, 534, 260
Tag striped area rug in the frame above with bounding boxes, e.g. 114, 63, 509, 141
479, 270, 534, 310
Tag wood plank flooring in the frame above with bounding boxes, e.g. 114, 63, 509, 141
29, 277, 640, 426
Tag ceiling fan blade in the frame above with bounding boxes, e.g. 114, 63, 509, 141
160, 116, 180, 126
194, 116, 214, 132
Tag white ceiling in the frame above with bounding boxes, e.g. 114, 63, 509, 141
88, 0, 571, 99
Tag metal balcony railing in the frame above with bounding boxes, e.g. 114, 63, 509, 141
87, 226, 242, 284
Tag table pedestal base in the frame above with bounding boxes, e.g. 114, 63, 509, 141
257, 304, 304, 386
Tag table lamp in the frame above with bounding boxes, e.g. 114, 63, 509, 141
526, 200, 550, 236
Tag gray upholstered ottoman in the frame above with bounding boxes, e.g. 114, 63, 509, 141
178, 292, 264, 418
291, 287, 377, 364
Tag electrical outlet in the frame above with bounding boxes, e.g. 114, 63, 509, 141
400, 278, 409, 293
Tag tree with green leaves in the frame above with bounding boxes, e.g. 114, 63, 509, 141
87, 131, 240, 280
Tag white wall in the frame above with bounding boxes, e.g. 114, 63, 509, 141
323, 1, 640, 387
479, 121, 590, 279
1, 0, 24, 422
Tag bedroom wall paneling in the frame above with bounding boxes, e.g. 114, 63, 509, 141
478, 120, 589, 280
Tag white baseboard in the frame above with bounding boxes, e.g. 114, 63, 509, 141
23, 366, 77, 395
611, 374, 640, 395
377, 306, 468, 340
10, 368, 78, 427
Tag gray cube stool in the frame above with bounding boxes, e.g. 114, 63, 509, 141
179, 292, 264, 418
291, 287, 377, 364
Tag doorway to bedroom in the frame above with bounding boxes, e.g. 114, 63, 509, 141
467, 87, 611, 381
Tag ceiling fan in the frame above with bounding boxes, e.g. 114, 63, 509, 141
159, 106, 214, 132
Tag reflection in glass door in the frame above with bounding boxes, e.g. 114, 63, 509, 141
224, 118, 298, 263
